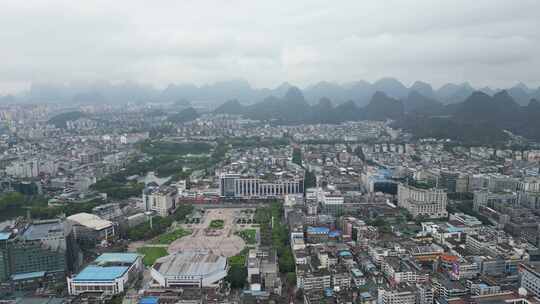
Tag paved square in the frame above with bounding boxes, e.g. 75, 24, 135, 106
168, 208, 246, 257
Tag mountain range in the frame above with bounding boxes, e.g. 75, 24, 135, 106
1, 78, 539, 107
215, 86, 540, 144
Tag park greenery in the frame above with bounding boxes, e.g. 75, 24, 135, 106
127, 216, 173, 241
225, 248, 249, 289
227, 137, 289, 149
91, 139, 216, 198
292, 147, 302, 167
304, 170, 317, 189
91, 178, 145, 200
127, 204, 193, 241
153, 228, 191, 245
255, 202, 295, 273
137, 247, 168, 266
226, 202, 294, 289
236, 229, 257, 245
0, 192, 108, 221
209, 219, 225, 229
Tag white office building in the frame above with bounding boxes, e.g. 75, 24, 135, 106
142, 185, 177, 216
219, 173, 304, 199
398, 183, 447, 219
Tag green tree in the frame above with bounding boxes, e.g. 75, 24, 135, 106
225, 265, 247, 289
304, 170, 317, 189
292, 147, 302, 167
286, 272, 297, 286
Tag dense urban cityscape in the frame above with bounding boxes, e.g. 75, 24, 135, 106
2, 1, 540, 304
0, 86, 540, 304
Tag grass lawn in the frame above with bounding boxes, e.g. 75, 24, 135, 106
229, 254, 246, 267
137, 247, 168, 266
209, 219, 224, 229
236, 229, 257, 244
153, 228, 191, 244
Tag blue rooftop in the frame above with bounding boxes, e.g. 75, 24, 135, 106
378, 168, 392, 178
95, 253, 140, 264
360, 292, 372, 299
338, 250, 352, 257
139, 297, 159, 304
0, 232, 11, 241
446, 223, 465, 233
74, 265, 129, 282
11, 271, 46, 281
307, 226, 330, 234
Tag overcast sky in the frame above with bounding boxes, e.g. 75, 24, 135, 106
1, 0, 539, 94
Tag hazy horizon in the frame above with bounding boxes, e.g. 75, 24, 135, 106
1, 0, 540, 94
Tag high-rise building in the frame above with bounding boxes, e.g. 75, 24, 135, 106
0, 219, 80, 287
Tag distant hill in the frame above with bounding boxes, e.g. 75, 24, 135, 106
214, 99, 245, 115
48, 111, 86, 128
435, 83, 475, 104
363, 92, 404, 120
4, 79, 539, 110
409, 81, 435, 99
397, 90, 540, 143
214, 87, 404, 124
214, 87, 540, 143
371, 78, 409, 99
167, 107, 199, 123
402, 91, 445, 115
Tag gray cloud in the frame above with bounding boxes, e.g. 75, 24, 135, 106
0, 0, 539, 94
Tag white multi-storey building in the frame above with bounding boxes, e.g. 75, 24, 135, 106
219, 173, 303, 199
520, 263, 540, 297
398, 183, 447, 219
142, 185, 177, 216
378, 287, 416, 304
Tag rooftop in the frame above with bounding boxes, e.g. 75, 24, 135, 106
73, 265, 129, 282
67, 212, 113, 231
23, 220, 64, 240
11, 271, 46, 281
307, 226, 330, 234
154, 251, 227, 277
139, 297, 159, 304
95, 252, 140, 264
